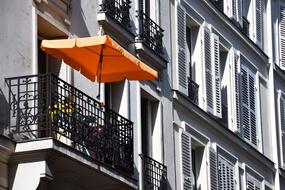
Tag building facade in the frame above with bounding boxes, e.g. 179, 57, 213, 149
0, 0, 284, 190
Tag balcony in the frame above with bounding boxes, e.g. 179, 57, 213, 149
5, 73, 133, 175
242, 17, 250, 37
97, 0, 134, 45
135, 10, 167, 70
141, 154, 167, 190
188, 78, 199, 105
100, 0, 131, 28
137, 11, 164, 55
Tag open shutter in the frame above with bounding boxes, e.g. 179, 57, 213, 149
181, 132, 192, 190
204, 26, 214, 114
231, 0, 242, 23
241, 65, 251, 143
279, 6, 285, 70
211, 33, 222, 118
241, 64, 257, 147
255, 0, 263, 47
177, 4, 188, 95
280, 97, 285, 166
233, 51, 241, 133
248, 70, 257, 146
209, 148, 218, 190
231, 0, 237, 20
237, 0, 242, 24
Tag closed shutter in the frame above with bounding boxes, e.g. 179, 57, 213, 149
255, 0, 263, 47
181, 132, 192, 190
246, 174, 262, 190
233, 51, 241, 133
241, 64, 257, 147
211, 33, 222, 118
280, 97, 285, 166
177, 4, 188, 95
231, 0, 242, 23
209, 148, 218, 190
232, 0, 237, 20
237, 0, 242, 24
218, 155, 235, 190
279, 6, 285, 70
204, 26, 214, 114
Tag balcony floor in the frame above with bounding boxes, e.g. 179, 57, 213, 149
10, 138, 137, 190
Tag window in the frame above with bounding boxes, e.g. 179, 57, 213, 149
203, 26, 222, 118
279, 3, 285, 70
232, 52, 259, 148
209, 148, 237, 190
176, 3, 200, 104
246, 173, 262, 190
141, 93, 162, 161
181, 130, 206, 190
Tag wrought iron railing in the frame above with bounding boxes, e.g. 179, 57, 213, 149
5, 73, 133, 174
100, 0, 131, 27
140, 154, 167, 190
242, 17, 250, 37
137, 10, 164, 55
188, 78, 199, 105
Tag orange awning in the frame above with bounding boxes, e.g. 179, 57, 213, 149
41, 35, 158, 83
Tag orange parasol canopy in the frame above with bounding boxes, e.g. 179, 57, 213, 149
41, 35, 158, 83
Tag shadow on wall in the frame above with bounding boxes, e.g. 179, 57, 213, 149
0, 88, 9, 135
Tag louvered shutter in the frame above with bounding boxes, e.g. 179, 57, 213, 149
279, 6, 285, 69
237, 0, 242, 24
211, 33, 222, 118
246, 174, 262, 190
218, 155, 235, 190
177, 4, 188, 95
204, 27, 214, 114
181, 132, 192, 190
233, 51, 241, 133
231, 0, 237, 20
255, 0, 263, 47
241, 64, 257, 147
248, 71, 257, 146
280, 97, 285, 166
209, 148, 218, 190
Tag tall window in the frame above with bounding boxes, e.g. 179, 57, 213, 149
232, 52, 259, 148
246, 173, 262, 190
209, 148, 236, 190
278, 92, 285, 168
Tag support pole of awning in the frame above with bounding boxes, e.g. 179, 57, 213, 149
96, 45, 104, 100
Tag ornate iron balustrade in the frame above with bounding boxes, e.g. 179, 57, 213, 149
140, 154, 167, 190
137, 10, 164, 55
188, 78, 199, 105
5, 73, 133, 174
242, 17, 250, 37
100, 0, 131, 28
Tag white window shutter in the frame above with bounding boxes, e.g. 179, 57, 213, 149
233, 51, 241, 133
247, 174, 262, 190
209, 148, 218, 190
211, 33, 222, 118
231, 0, 237, 20
218, 155, 235, 190
255, 0, 263, 47
181, 132, 192, 190
237, 0, 242, 24
241, 64, 258, 147
248, 71, 257, 146
279, 6, 285, 70
176, 4, 188, 95
204, 26, 214, 114
280, 96, 285, 166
